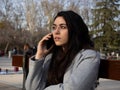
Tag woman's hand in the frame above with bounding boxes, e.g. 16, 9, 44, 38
35, 33, 53, 60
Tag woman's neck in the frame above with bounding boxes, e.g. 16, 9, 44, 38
62, 44, 68, 53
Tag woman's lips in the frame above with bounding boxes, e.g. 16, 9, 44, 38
54, 37, 61, 41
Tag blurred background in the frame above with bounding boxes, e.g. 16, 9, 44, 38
0, 0, 120, 90
0, 0, 120, 59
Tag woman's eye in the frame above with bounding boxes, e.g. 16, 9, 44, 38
60, 26, 67, 29
52, 26, 56, 30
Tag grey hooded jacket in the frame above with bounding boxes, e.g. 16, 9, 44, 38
25, 49, 100, 90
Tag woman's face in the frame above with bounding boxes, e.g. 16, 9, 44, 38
52, 16, 69, 48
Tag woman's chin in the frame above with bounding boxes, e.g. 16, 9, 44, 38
55, 43, 63, 46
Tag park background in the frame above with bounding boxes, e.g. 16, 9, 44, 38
0, 0, 120, 90
0, 0, 120, 58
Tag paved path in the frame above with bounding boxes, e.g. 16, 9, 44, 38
97, 79, 120, 90
0, 56, 120, 90
0, 82, 22, 90
0, 56, 23, 90
0, 74, 23, 89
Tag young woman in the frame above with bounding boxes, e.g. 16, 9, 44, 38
25, 10, 100, 90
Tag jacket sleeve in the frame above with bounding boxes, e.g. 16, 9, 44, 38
44, 50, 100, 90
25, 56, 45, 90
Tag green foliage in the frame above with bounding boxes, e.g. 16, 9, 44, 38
90, 0, 120, 52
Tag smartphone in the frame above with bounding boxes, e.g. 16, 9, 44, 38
46, 35, 54, 49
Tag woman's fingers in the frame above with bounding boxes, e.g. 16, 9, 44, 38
36, 33, 53, 59
44, 33, 53, 40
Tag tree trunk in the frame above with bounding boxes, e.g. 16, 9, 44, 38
4, 42, 9, 54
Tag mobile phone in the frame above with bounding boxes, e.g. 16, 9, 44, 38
46, 35, 54, 49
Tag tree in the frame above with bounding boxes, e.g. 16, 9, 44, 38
0, 0, 95, 53
0, 20, 15, 53
90, 0, 120, 52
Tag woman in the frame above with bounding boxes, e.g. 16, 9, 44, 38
25, 10, 100, 90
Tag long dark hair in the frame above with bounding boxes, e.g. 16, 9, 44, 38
46, 10, 91, 86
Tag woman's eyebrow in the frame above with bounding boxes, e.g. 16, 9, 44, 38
52, 24, 56, 26
53, 23, 66, 26
59, 24, 66, 26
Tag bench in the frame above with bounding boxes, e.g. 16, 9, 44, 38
99, 59, 120, 80
12, 55, 24, 67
